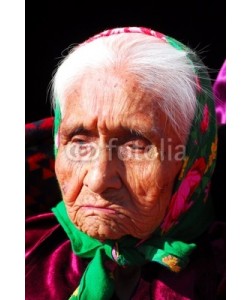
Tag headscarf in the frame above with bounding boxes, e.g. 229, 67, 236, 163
52, 27, 217, 300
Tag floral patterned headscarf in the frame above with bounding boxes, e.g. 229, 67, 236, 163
52, 27, 217, 300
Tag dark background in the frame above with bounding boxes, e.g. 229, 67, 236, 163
26, 1, 225, 123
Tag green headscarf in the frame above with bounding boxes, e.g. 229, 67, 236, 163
52, 27, 217, 300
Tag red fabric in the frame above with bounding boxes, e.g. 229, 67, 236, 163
26, 212, 225, 299
25, 117, 61, 216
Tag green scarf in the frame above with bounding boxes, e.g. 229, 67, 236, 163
53, 201, 197, 300
52, 27, 217, 299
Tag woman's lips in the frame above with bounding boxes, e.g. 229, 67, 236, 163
80, 205, 117, 214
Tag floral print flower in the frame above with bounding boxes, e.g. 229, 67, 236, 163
178, 156, 189, 180
205, 136, 218, 173
162, 157, 207, 231
200, 104, 210, 133
162, 255, 181, 272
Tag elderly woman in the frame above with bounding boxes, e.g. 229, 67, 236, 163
26, 27, 225, 299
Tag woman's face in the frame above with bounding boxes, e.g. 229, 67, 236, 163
55, 72, 184, 240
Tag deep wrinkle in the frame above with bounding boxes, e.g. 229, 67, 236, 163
55, 71, 183, 240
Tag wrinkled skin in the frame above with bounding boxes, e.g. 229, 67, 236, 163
55, 71, 184, 240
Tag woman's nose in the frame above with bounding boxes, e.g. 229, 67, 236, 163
83, 146, 122, 194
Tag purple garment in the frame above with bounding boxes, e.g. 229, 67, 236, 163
213, 61, 226, 125
25, 212, 225, 300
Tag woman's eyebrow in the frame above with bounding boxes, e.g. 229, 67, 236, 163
121, 127, 146, 138
60, 123, 159, 141
125, 126, 160, 140
60, 125, 93, 138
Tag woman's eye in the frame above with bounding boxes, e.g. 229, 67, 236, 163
73, 139, 84, 144
67, 137, 96, 161
117, 138, 153, 161
71, 137, 87, 144
126, 139, 150, 152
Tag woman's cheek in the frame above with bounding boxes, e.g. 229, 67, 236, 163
55, 149, 81, 205
124, 159, 162, 199
55, 150, 68, 184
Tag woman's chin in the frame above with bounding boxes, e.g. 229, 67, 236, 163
71, 211, 154, 241
80, 226, 125, 240
75, 219, 127, 240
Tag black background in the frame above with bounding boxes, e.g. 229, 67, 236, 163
26, 1, 225, 123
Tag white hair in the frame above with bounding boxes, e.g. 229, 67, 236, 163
51, 32, 201, 142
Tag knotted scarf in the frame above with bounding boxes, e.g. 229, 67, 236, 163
52, 27, 217, 299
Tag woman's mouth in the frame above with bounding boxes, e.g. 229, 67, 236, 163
80, 205, 117, 214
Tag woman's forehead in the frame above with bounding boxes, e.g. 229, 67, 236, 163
63, 73, 154, 120
59, 71, 182, 144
